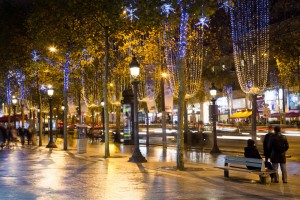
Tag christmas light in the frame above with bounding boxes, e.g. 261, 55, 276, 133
161, 3, 175, 17
163, 3, 206, 99
6, 79, 11, 105
179, 5, 188, 59
195, 13, 210, 29
227, 0, 269, 94
31, 49, 40, 62
219, 0, 233, 13
124, 4, 139, 23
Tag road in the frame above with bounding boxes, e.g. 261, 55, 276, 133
135, 127, 300, 161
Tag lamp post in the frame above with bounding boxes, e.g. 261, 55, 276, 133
210, 83, 221, 154
192, 105, 196, 129
128, 56, 147, 163
161, 71, 167, 149
20, 99, 26, 145
46, 85, 57, 149
101, 99, 105, 135
61, 105, 65, 123
12, 96, 18, 129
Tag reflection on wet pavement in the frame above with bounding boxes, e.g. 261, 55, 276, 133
0, 139, 300, 199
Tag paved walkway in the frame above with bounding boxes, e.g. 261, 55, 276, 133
0, 141, 300, 200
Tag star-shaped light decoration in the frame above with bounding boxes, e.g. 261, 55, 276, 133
195, 14, 210, 29
31, 49, 40, 62
219, 1, 233, 13
161, 3, 175, 17
8, 70, 14, 79
40, 84, 47, 91
124, 4, 139, 23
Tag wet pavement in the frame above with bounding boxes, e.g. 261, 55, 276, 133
1, 138, 300, 200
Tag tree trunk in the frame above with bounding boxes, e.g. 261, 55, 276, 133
146, 108, 149, 146
63, 53, 70, 150
8, 106, 11, 130
161, 68, 167, 149
115, 80, 121, 143
176, 59, 186, 170
176, 2, 188, 170
184, 101, 190, 146
282, 85, 286, 125
104, 26, 110, 157
37, 73, 43, 146
251, 94, 257, 142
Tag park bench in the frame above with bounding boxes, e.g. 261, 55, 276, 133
215, 156, 275, 184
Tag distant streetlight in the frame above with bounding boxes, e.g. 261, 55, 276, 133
12, 95, 18, 129
46, 85, 57, 149
128, 56, 147, 163
210, 83, 221, 154
49, 46, 57, 53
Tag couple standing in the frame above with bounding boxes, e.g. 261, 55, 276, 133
263, 126, 289, 183
245, 125, 289, 183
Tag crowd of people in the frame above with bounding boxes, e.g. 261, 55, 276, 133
0, 126, 34, 150
244, 125, 289, 183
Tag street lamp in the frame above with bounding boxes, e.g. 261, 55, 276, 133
46, 85, 57, 149
12, 95, 18, 129
128, 56, 147, 163
210, 83, 221, 154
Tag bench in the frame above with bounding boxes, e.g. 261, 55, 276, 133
215, 156, 275, 184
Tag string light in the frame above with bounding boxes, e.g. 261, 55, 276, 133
16, 69, 26, 100
6, 78, 11, 105
64, 53, 70, 90
162, 3, 207, 99
179, 5, 189, 60
224, 0, 269, 94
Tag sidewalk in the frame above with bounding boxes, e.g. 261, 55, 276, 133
0, 141, 300, 199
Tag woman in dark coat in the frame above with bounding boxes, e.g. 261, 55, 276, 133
269, 126, 289, 183
244, 139, 262, 170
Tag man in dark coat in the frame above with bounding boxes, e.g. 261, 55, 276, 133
270, 126, 289, 183
263, 125, 273, 162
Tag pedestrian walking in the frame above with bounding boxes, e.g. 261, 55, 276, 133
0, 126, 6, 150
270, 126, 289, 183
8, 128, 18, 149
25, 128, 32, 145
18, 127, 25, 146
263, 125, 273, 162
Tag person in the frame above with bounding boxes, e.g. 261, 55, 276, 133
7, 128, 18, 149
244, 139, 262, 170
263, 125, 273, 162
244, 139, 274, 181
24, 128, 31, 145
18, 127, 25, 146
0, 127, 5, 150
269, 126, 289, 183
